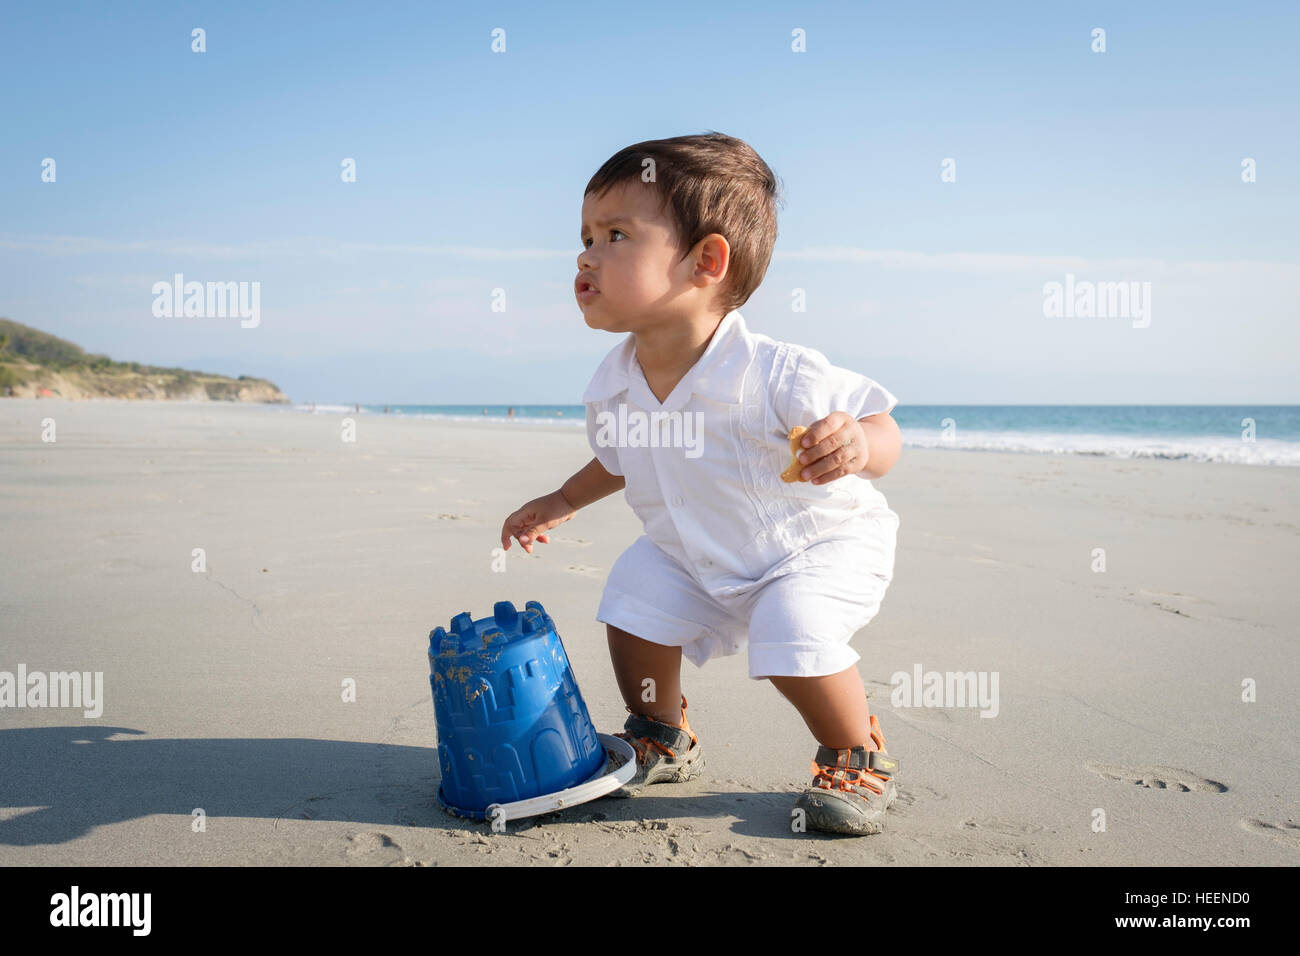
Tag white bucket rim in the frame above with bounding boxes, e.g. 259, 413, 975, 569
483, 733, 637, 824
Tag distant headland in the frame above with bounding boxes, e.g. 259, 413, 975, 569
0, 318, 290, 403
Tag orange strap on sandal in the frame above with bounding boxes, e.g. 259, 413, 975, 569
808, 714, 899, 795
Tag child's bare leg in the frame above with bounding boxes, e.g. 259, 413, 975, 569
767, 666, 873, 749
606, 624, 689, 729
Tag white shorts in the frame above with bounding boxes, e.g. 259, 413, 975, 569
596, 534, 892, 679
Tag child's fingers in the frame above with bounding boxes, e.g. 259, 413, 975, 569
519, 527, 550, 549
518, 521, 538, 550
502, 510, 530, 549
803, 432, 867, 483
804, 451, 850, 483
518, 524, 558, 551
799, 427, 854, 475
503, 505, 560, 553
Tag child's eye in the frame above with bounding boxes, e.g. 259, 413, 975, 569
582, 229, 627, 248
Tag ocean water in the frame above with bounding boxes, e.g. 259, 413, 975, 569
285, 403, 1300, 467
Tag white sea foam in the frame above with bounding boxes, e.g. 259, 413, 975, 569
904, 429, 1300, 466
279, 406, 1300, 465
292, 403, 355, 414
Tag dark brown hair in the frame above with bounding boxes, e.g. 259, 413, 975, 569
584, 131, 784, 315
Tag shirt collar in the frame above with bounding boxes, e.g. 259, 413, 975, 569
581, 310, 750, 408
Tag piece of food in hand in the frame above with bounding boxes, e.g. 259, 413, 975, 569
780, 426, 810, 482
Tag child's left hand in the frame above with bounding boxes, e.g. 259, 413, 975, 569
794, 412, 868, 484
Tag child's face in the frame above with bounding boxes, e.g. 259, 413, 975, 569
577, 181, 696, 333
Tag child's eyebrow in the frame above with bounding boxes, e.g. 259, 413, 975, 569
580, 215, 631, 236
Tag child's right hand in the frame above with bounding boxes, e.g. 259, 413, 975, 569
500, 491, 577, 554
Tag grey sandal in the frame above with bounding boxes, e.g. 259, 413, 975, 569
608, 695, 705, 797
792, 713, 899, 835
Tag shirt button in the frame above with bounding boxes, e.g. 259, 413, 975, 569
673, 495, 685, 506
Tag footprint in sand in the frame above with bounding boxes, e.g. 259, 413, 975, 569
1240, 818, 1300, 851
1085, 761, 1227, 792
712, 844, 765, 864
888, 706, 952, 723
960, 817, 1046, 836
891, 784, 947, 810
343, 831, 408, 865
1139, 588, 1206, 604
564, 565, 603, 578
1137, 588, 1205, 618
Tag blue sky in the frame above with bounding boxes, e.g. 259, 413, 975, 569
2, 0, 1297, 404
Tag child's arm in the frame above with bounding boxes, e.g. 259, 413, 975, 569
855, 411, 901, 479
500, 457, 625, 554
560, 455, 626, 509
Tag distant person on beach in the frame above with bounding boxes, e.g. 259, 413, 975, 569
507, 407, 514, 419
499, 133, 902, 836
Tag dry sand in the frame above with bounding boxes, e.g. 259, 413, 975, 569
1, 399, 1296, 866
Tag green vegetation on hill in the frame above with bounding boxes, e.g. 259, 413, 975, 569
0, 317, 288, 402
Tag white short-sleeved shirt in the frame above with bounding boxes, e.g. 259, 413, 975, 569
582, 310, 899, 598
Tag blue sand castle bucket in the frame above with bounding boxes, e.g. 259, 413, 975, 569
428, 600, 635, 822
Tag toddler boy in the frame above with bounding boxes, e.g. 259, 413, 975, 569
501, 132, 902, 835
